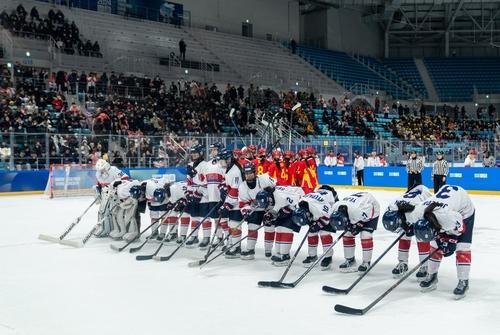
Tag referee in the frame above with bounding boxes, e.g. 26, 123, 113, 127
406, 150, 424, 191
431, 151, 448, 193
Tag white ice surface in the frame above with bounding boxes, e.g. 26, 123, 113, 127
1, 189, 499, 335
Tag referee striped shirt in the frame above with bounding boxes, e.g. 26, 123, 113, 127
406, 157, 424, 173
432, 159, 449, 176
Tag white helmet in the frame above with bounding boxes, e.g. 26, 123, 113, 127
95, 159, 110, 172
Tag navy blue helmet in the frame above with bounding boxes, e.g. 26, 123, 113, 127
190, 144, 205, 154
129, 185, 142, 199
291, 207, 310, 226
256, 190, 274, 209
153, 188, 166, 203
243, 162, 256, 174
382, 210, 403, 232
217, 148, 233, 161
414, 218, 436, 242
209, 142, 224, 151
330, 205, 349, 230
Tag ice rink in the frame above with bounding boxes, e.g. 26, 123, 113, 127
1, 189, 499, 335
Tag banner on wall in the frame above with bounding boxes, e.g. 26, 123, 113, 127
317, 165, 352, 186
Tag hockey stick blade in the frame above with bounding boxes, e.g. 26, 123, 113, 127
188, 259, 206, 268
59, 239, 84, 248
109, 243, 125, 252
259, 282, 295, 289
136, 255, 154, 261
322, 285, 349, 295
129, 240, 148, 253
334, 304, 365, 316
153, 255, 171, 261
38, 234, 61, 243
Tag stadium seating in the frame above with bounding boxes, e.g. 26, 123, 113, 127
425, 57, 500, 102
381, 58, 428, 99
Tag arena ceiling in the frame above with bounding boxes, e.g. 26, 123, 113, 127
300, 0, 500, 55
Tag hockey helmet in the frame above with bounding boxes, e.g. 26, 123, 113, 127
243, 162, 256, 174
256, 189, 274, 209
217, 148, 233, 161
291, 207, 310, 226
258, 147, 267, 157
129, 185, 142, 199
95, 158, 110, 172
284, 150, 294, 159
382, 210, 403, 232
330, 205, 349, 230
209, 142, 224, 150
306, 147, 316, 156
153, 188, 166, 203
272, 149, 282, 159
190, 144, 205, 154
299, 149, 307, 158
233, 148, 242, 157
247, 144, 257, 153
414, 218, 436, 242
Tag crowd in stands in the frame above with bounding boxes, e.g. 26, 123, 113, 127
386, 113, 498, 142
0, 4, 102, 57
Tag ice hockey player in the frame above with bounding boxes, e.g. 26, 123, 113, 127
413, 185, 475, 299
204, 142, 227, 249
109, 179, 142, 241
255, 185, 305, 266
382, 184, 432, 279
330, 192, 380, 273
237, 162, 276, 260
218, 149, 245, 258
253, 147, 271, 175
295, 147, 319, 194
294, 185, 339, 270
143, 177, 169, 240
95, 158, 129, 237
184, 144, 211, 248
267, 150, 291, 186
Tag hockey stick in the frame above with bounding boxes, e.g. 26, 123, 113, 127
334, 249, 440, 316
153, 201, 221, 262
322, 232, 405, 295
187, 217, 245, 268
200, 223, 266, 268
136, 212, 184, 261
257, 226, 311, 288
128, 209, 174, 253
262, 231, 347, 289
186, 213, 223, 267
38, 197, 99, 243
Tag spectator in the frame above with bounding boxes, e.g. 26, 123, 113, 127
354, 151, 364, 186
406, 151, 424, 191
336, 153, 344, 166
323, 150, 337, 166
431, 151, 448, 194
366, 151, 380, 167
290, 38, 297, 54
482, 151, 495, 168
179, 39, 186, 61
378, 153, 387, 167
464, 150, 476, 167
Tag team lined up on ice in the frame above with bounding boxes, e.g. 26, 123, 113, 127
93, 143, 474, 299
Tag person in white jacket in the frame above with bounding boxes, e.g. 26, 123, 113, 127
354, 151, 365, 186
323, 150, 337, 167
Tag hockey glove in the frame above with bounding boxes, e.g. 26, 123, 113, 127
192, 191, 203, 204
308, 222, 321, 234
218, 184, 228, 201
241, 208, 250, 221
175, 198, 187, 212
263, 211, 276, 227
346, 222, 364, 236
401, 220, 414, 237
165, 202, 175, 212
186, 165, 197, 178
436, 234, 458, 257
113, 180, 122, 188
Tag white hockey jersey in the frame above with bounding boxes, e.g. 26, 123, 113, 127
223, 164, 243, 209
269, 186, 305, 215
145, 177, 170, 205
412, 185, 475, 236
332, 192, 380, 224
186, 160, 210, 203
168, 181, 188, 204
386, 185, 432, 221
116, 179, 141, 200
205, 160, 225, 203
300, 189, 337, 223
96, 166, 128, 187
238, 173, 276, 212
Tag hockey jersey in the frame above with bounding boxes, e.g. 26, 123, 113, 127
186, 160, 210, 203
223, 164, 243, 209
386, 185, 432, 221
205, 160, 225, 202
253, 157, 271, 175
411, 185, 475, 236
145, 176, 170, 203
332, 192, 380, 224
300, 189, 337, 224
238, 173, 276, 212
269, 186, 304, 215
96, 166, 129, 187
267, 160, 291, 186
168, 181, 188, 205
295, 158, 318, 193
116, 179, 141, 200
